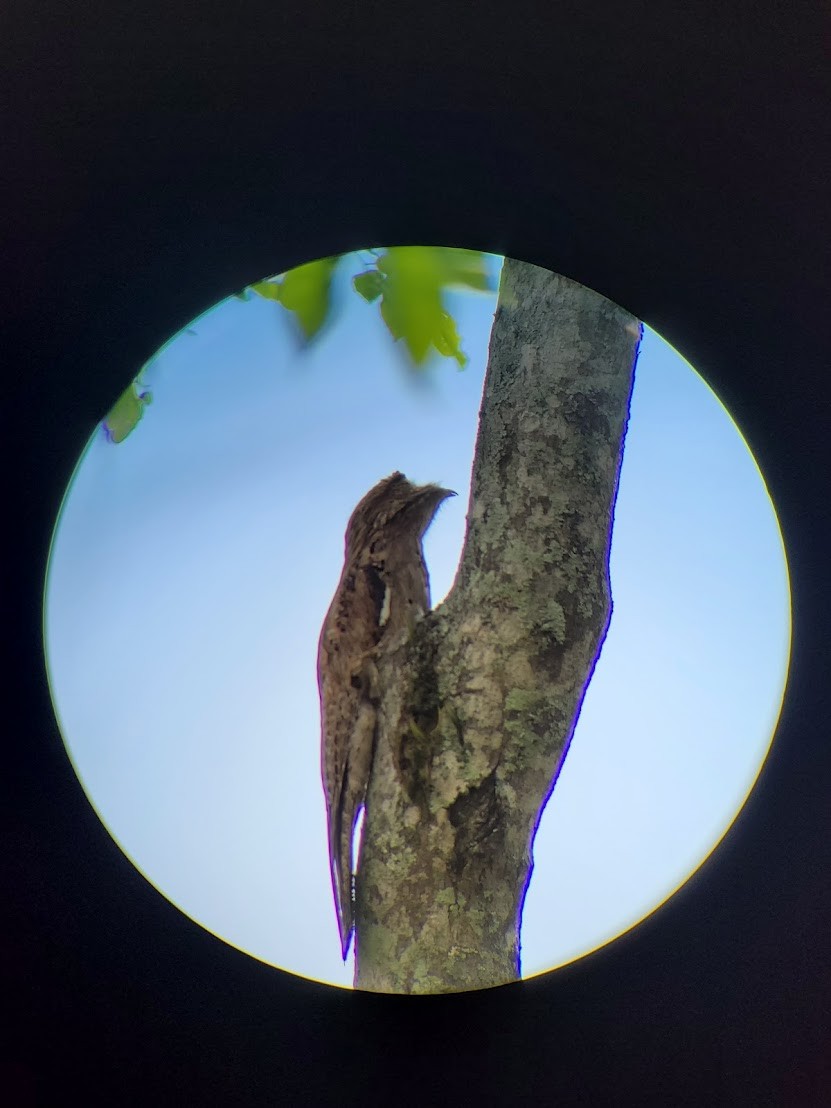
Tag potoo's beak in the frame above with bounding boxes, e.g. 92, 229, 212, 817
418, 485, 456, 504
433, 488, 456, 510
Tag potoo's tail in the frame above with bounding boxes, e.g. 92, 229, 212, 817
331, 798, 355, 962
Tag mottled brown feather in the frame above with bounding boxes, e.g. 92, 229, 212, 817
317, 472, 454, 959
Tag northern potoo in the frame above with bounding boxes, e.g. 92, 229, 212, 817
317, 471, 455, 959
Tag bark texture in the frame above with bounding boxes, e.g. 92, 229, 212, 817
354, 259, 641, 993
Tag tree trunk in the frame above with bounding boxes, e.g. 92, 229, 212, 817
354, 259, 642, 993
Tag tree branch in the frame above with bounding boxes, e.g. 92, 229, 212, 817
354, 260, 641, 993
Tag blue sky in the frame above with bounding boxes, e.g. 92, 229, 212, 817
44, 251, 791, 990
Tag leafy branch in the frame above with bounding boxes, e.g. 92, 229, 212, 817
103, 246, 494, 444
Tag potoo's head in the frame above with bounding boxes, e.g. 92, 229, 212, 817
345, 472, 456, 555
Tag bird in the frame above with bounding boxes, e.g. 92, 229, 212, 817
317, 471, 455, 960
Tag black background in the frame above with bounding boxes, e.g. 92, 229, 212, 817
3, 2, 830, 1103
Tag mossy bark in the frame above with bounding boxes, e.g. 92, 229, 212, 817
354, 260, 641, 993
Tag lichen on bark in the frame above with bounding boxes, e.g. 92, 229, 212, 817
353, 259, 641, 994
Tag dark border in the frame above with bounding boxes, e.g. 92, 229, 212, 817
4, 4, 829, 1103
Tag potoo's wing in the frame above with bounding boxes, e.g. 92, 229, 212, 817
317, 561, 384, 959
316, 473, 453, 961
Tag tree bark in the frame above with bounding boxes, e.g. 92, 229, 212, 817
354, 259, 641, 993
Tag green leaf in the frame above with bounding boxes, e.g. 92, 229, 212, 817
276, 255, 339, 340
103, 384, 152, 444
434, 310, 469, 368
251, 280, 283, 302
374, 247, 476, 368
436, 247, 495, 293
379, 276, 440, 364
353, 269, 385, 302
377, 246, 493, 292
